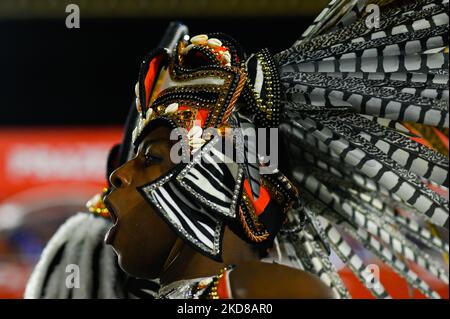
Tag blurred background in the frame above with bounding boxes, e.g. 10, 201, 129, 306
0, 0, 447, 299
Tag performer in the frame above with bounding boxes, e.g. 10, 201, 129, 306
103, 0, 450, 299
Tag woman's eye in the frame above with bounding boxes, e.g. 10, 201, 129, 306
144, 152, 161, 166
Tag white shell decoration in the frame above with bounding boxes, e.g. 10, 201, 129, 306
135, 97, 141, 110
164, 103, 179, 114
189, 137, 206, 154
145, 108, 153, 121
190, 34, 208, 45
189, 137, 206, 146
207, 38, 222, 48
134, 82, 140, 97
187, 125, 206, 154
221, 51, 231, 65
181, 43, 195, 55
187, 125, 203, 139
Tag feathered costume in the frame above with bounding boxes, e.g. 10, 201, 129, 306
274, 0, 449, 298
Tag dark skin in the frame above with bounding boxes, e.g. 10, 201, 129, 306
105, 125, 334, 298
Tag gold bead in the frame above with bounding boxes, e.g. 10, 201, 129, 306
156, 105, 165, 113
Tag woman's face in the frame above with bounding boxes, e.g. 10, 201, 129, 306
104, 125, 178, 279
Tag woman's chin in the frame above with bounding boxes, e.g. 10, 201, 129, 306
117, 253, 160, 280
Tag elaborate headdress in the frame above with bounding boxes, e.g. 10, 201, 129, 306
131, 31, 298, 260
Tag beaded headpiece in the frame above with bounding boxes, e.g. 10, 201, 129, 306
132, 32, 297, 260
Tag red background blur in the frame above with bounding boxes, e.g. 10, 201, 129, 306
0, 128, 122, 298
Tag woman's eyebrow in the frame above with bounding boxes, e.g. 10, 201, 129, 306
146, 137, 167, 144
138, 137, 169, 153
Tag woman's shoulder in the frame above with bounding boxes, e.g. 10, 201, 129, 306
229, 261, 335, 299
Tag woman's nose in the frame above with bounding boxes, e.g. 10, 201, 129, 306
109, 162, 133, 188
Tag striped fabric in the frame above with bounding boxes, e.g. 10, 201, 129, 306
271, 0, 449, 299
176, 139, 244, 219
144, 180, 224, 258
140, 136, 244, 260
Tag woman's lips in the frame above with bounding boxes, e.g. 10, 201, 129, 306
105, 200, 118, 224
105, 224, 117, 245
103, 196, 119, 245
